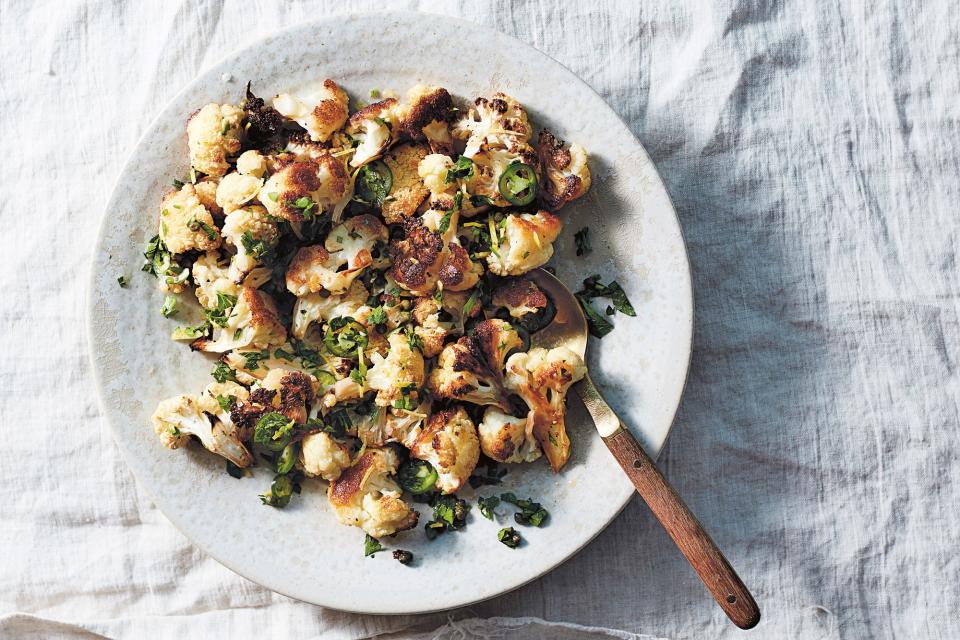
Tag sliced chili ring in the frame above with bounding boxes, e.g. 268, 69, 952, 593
498, 162, 537, 206
323, 316, 369, 357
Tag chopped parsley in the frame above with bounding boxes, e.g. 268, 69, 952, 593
404, 327, 424, 353
438, 209, 454, 234
577, 276, 636, 317
446, 155, 474, 183
367, 305, 388, 328
117, 275, 129, 288
364, 534, 384, 557
215, 394, 236, 412
160, 295, 178, 317
240, 230, 273, 262
204, 292, 237, 327
239, 350, 270, 370
172, 178, 185, 189
478, 495, 500, 520
498, 527, 522, 548
500, 492, 549, 527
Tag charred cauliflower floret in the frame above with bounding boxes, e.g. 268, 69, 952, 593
221, 204, 278, 280
255, 368, 317, 423
285, 214, 388, 296
381, 143, 430, 224
427, 319, 522, 409
358, 397, 432, 448
191, 286, 287, 353
389, 216, 444, 295
236, 150, 269, 178
327, 448, 418, 537
258, 156, 350, 223
187, 103, 244, 177
151, 394, 252, 467
400, 85, 456, 154
197, 380, 251, 436
453, 92, 533, 158
159, 184, 222, 255
273, 79, 349, 143
411, 296, 453, 358
292, 278, 369, 339
346, 98, 402, 167
192, 251, 237, 308
215, 172, 264, 214
410, 406, 480, 494
492, 277, 549, 318
504, 346, 586, 472
367, 331, 425, 407
299, 431, 352, 481
536, 129, 591, 210
486, 210, 562, 276
478, 407, 541, 463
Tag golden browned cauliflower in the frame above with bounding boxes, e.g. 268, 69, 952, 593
291, 279, 370, 339
477, 407, 541, 463
191, 286, 287, 353
491, 277, 550, 319
504, 346, 586, 471
486, 210, 562, 276
191, 251, 237, 308
255, 368, 317, 424
273, 79, 349, 143
467, 141, 541, 208
151, 394, 252, 467
194, 177, 222, 216
187, 103, 244, 177
411, 296, 454, 358
418, 153, 457, 199
258, 155, 350, 223
400, 85, 456, 154
410, 406, 480, 494
159, 184, 222, 255
220, 204, 278, 280
381, 143, 430, 224
236, 150, 268, 178
327, 448, 418, 537
427, 319, 522, 409
452, 92, 533, 157
285, 214, 388, 296
366, 331, 425, 408
346, 98, 403, 167
299, 431, 352, 481
215, 172, 264, 214
536, 129, 592, 210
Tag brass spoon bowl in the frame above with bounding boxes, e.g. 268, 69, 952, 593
527, 268, 761, 630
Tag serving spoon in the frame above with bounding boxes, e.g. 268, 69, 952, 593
527, 269, 761, 630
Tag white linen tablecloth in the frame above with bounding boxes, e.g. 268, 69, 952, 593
2, 0, 958, 638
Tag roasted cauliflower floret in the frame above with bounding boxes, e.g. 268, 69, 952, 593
536, 129, 591, 210
236, 150, 269, 178
381, 143, 430, 224
346, 98, 402, 167
151, 394, 252, 467
258, 156, 350, 223
187, 103, 244, 177
452, 92, 532, 158
299, 431, 352, 481
427, 319, 522, 409
191, 286, 287, 353
367, 331, 425, 407
418, 153, 457, 197
478, 407, 541, 463
328, 448, 418, 537
504, 346, 586, 471
411, 296, 453, 358
486, 210, 562, 276
194, 177, 222, 216
285, 215, 388, 296
197, 380, 251, 435
410, 406, 480, 494
292, 279, 369, 339
192, 251, 237, 308
273, 79, 349, 143
159, 184, 222, 254
389, 217, 444, 295
215, 171, 264, 214
254, 368, 317, 423
400, 85, 456, 155
221, 205, 278, 280
492, 277, 549, 319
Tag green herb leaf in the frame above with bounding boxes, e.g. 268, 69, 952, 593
404, 327, 424, 353
576, 294, 614, 338
356, 160, 393, 207
211, 361, 235, 383
267, 191, 279, 202
478, 495, 500, 520
367, 306, 388, 327
239, 350, 270, 371
117, 275, 129, 288
160, 295, 178, 317
172, 178, 185, 189
446, 155, 474, 183
576, 276, 636, 317
253, 412, 297, 452
364, 534, 383, 557
216, 394, 236, 412
438, 209, 454, 234
500, 493, 549, 527
498, 526, 522, 548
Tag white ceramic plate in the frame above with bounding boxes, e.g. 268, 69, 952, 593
87, 12, 692, 614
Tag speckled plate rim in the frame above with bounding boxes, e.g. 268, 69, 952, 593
87, 11, 693, 614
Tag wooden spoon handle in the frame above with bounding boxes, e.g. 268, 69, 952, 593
603, 426, 761, 629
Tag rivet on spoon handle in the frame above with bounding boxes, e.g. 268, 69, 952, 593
602, 422, 761, 630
